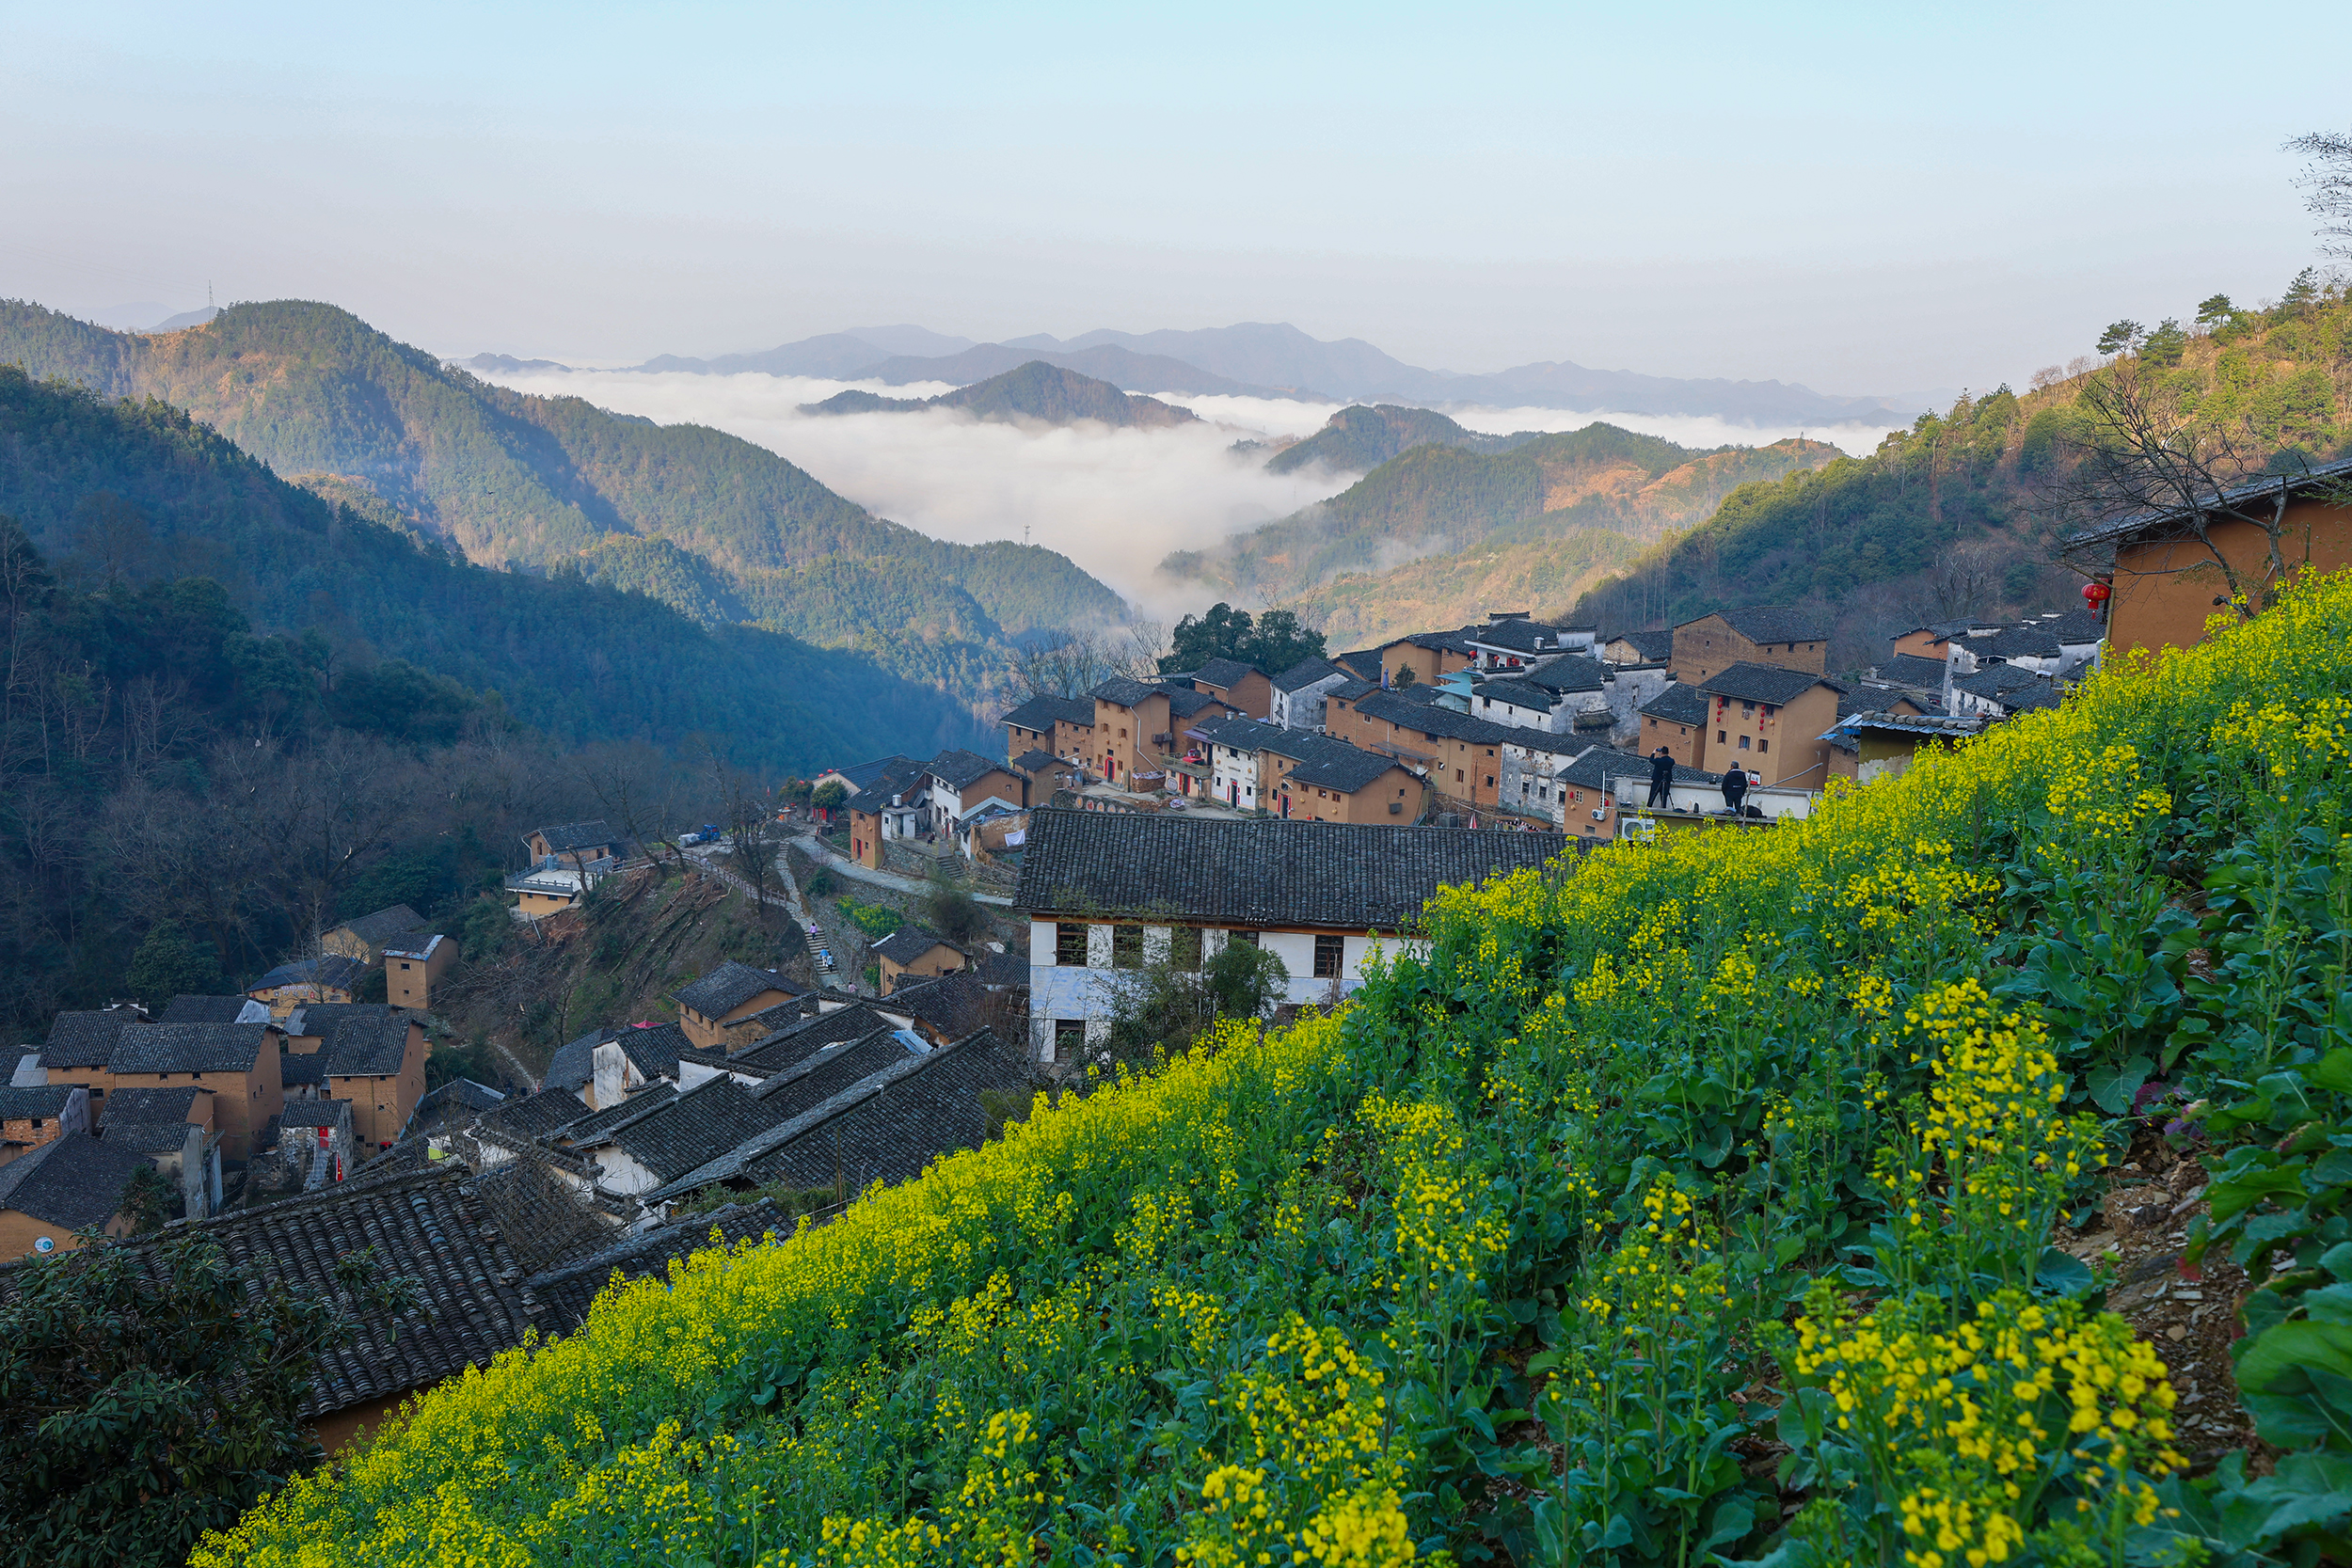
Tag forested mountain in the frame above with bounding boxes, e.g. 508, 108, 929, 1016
1265, 404, 1501, 475
0, 300, 1127, 716
800, 360, 1198, 428
1166, 422, 1836, 619
1566, 273, 2352, 663
0, 366, 987, 766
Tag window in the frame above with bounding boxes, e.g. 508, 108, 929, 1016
1112, 925, 1145, 969
1229, 928, 1259, 947
1741, 701, 1756, 717
1313, 934, 1344, 978
1486, 775, 1495, 787
1756, 738, 1770, 753
1738, 736, 1751, 750
1056, 922, 1089, 966
1054, 1020, 1085, 1057
1455, 768, 1464, 782
1170, 927, 1203, 971
1717, 729, 1727, 743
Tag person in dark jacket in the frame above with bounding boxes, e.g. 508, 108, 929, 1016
1645, 747, 1676, 807
1722, 765, 1749, 815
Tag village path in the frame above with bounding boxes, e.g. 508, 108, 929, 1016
786, 833, 1015, 908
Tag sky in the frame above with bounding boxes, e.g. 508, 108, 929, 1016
1, 1, 2343, 399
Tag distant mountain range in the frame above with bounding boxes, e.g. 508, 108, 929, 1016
582, 319, 1920, 428
0, 300, 1127, 721
799, 361, 1198, 429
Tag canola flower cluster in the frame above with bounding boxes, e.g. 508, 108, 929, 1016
192, 574, 2352, 1568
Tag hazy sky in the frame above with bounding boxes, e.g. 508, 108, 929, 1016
3, 1, 2342, 396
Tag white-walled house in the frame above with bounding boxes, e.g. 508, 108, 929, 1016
1269, 658, 1350, 731
1013, 808, 1568, 1061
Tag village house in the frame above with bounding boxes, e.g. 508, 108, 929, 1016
1638, 683, 1713, 771
1018, 810, 1567, 1059
999, 694, 1097, 768
99, 1021, 287, 1161
1089, 676, 1172, 786
1325, 686, 1585, 816
1465, 613, 1598, 672
32, 1005, 148, 1115
505, 855, 613, 916
263, 1099, 355, 1192
2071, 456, 2352, 652
525, 821, 621, 865
247, 955, 371, 1018
384, 933, 454, 1009
673, 961, 804, 1052
923, 749, 1029, 827
845, 757, 929, 869
1186, 657, 1274, 720
872, 927, 967, 994
0, 1135, 155, 1258
1826, 710, 1988, 784
1668, 607, 1829, 685
316, 1013, 430, 1149
1601, 628, 1675, 667
1375, 627, 1480, 689
0, 1083, 88, 1167
322, 904, 427, 963
1949, 663, 2062, 721
1692, 663, 1846, 790
1888, 618, 2000, 664
102, 1085, 221, 1218
1268, 657, 1350, 731
161, 992, 272, 1025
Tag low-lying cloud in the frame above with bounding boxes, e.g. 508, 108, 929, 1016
478, 368, 1343, 619
473, 367, 1905, 620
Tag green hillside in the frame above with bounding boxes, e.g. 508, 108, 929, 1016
1263, 403, 1482, 475
0, 365, 987, 767
0, 300, 1128, 712
1570, 274, 2352, 655
1168, 421, 1836, 611
197, 568, 2352, 1568
801, 359, 1200, 429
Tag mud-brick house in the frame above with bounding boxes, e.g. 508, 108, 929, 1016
322, 905, 426, 963
0, 1083, 89, 1167
872, 927, 966, 994
103, 1022, 286, 1161
383, 933, 454, 1009
673, 962, 807, 1053
1668, 607, 1829, 686
0, 1135, 155, 1258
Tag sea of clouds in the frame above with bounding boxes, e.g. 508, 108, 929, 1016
473, 366, 1902, 616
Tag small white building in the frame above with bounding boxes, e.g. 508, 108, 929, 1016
1269, 658, 1350, 731
1013, 808, 1569, 1061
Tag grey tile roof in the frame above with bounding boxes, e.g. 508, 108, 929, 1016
1640, 683, 1709, 725
975, 951, 1026, 988
735, 1005, 905, 1074
1283, 744, 1407, 794
1161, 687, 1226, 721
1559, 747, 1719, 791
1010, 747, 1060, 772
252, 955, 371, 993
649, 1029, 1030, 1201
604, 1077, 798, 1183
279, 1100, 352, 1130
108, 1022, 272, 1075
40, 1007, 143, 1069
324, 1016, 414, 1079
531, 821, 614, 853
1088, 676, 1160, 707
927, 748, 1006, 791
546, 1028, 611, 1092
872, 927, 957, 967
470, 1153, 615, 1275
891, 974, 993, 1042
1014, 808, 1570, 928
674, 961, 792, 1020
0, 1084, 76, 1120
828, 754, 920, 790
616, 1022, 687, 1080
750, 1026, 928, 1119
1607, 628, 1675, 661
335, 905, 425, 947
286, 1002, 394, 1039
1399, 626, 1483, 655
1979, 624, 2064, 658
1698, 662, 1831, 705
159, 994, 266, 1024
2067, 453, 2352, 546
999, 694, 1096, 731
483, 1085, 595, 1139
1954, 663, 2048, 698
99, 1085, 201, 1124
1685, 605, 1830, 644
0, 1135, 152, 1227
2034, 609, 2106, 643
1332, 649, 1384, 682
1875, 654, 1951, 688
105, 1119, 202, 1154
1271, 657, 1345, 693
1328, 677, 1382, 703
123, 1168, 563, 1418
1470, 620, 1565, 654
1192, 657, 1261, 690
2003, 684, 2064, 713
1477, 679, 1561, 713
525, 1199, 786, 1336
552, 1083, 678, 1142
845, 764, 927, 814
382, 933, 446, 961
280, 1053, 328, 1088
412, 1079, 505, 1119
1352, 689, 1587, 754
1521, 655, 1611, 694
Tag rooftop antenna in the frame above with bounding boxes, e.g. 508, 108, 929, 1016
208, 280, 215, 310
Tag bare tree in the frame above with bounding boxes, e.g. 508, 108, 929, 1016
576, 742, 696, 872
2288, 128, 2352, 260
1899, 541, 2010, 625
1009, 624, 1168, 700
2044, 355, 2321, 618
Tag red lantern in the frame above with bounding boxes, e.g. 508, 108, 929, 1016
2082, 580, 2111, 618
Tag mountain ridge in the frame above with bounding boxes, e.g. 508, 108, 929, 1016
799, 360, 1198, 429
